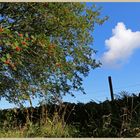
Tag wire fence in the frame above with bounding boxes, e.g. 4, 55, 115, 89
91, 82, 140, 95
74, 82, 140, 103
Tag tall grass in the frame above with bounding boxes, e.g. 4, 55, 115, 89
0, 121, 75, 137
0, 91, 140, 137
0, 104, 76, 138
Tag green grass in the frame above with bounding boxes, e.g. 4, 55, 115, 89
0, 107, 76, 138
0, 120, 76, 138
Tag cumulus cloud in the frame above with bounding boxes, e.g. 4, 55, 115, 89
101, 22, 140, 68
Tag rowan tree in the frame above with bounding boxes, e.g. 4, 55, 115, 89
0, 3, 108, 106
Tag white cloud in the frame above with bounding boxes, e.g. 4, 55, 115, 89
101, 22, 140, 68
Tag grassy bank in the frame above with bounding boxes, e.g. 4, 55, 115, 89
0, 92, 140, 137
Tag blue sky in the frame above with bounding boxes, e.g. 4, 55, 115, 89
1, 2, 140, 109
63, 2, 140, 103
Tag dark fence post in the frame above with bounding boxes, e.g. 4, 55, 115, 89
108, 76, 114, 101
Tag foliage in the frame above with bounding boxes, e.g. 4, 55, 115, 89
0, 3, 108, 106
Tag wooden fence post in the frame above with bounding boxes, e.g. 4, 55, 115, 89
108, 76, 114, 101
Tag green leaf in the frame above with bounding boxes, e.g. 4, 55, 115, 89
25, 33, 29, 38
1, 57, 6, 62
14, 41, 19, 46
6, 53, 10, 59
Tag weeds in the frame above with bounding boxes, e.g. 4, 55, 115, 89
0, 91, 140, 137
0, 106, 75, 138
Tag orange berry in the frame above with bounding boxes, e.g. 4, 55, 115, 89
26, 38, 30, 41
18, 33, 23, 37
22, 41, 26, 45
15, 46, 21, 52
4, 59, 10, 64
0, 28, 4, 32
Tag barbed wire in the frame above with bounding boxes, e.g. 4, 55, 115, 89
86, 82, 140, 95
